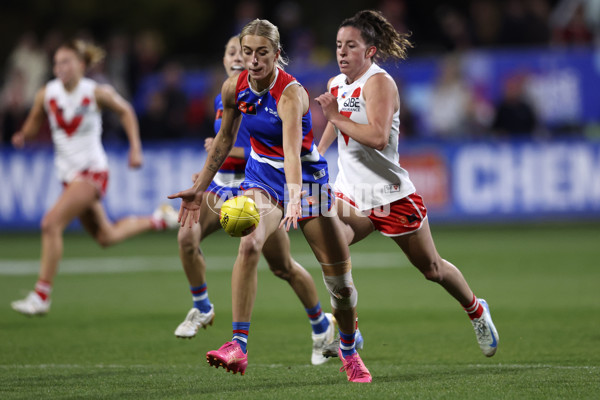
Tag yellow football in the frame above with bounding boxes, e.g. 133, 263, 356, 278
219, 196, 260, 237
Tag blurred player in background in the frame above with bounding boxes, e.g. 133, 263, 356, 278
173, 35, 343, 366
169, 19, 371, 382
316, 10, 499, 358
10, 39, 179, 316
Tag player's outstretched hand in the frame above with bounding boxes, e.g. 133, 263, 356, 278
168, 188, 204, 228
279, 190, 306, 231
128, 147, 144, 168
279, 200, 302, 231
11, 131, 25, 149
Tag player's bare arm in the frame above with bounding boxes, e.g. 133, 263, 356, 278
202, 76, 242, 179
12, 88, 47, 148
168, 76, 241, 227
95, 84, 143, 168
279, 83, 306, 230
204, 136, 245, 158
316, 73, 398, 151
316, 77, 338, 155
317, 122, 337, 156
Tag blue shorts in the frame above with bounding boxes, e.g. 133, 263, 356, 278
240, 156, 333, 221
206, 181, 243, 201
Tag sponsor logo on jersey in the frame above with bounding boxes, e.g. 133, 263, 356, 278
313, 168, 326, 180
238, 101, 257, 115
383, 183, 401, 193
343, 97, 360, 108
264, 106, 278, 118
341, 94, 360, 112
407, 213, 419, 223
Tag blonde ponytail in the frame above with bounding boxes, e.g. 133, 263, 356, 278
61, 39, 106, 69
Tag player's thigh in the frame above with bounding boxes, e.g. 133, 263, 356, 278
198, 191, 225, 241
391, 218, 441, 271
300, 215, 350, 265
334, 198, 375, 245
239, 189, 283, 251
261, 224, 292, 270
43, 181, 99, 230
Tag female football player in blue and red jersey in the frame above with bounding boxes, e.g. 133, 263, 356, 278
169, 20, 371, 382
173, 35, 339, 368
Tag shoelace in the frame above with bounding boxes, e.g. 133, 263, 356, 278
222, 342, 246, 357
473, 319, 491, 340
340, 355, 369, 380
221, 342, 238, 351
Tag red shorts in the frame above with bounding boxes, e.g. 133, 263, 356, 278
335, 192, 427, 236
63, 169, 109, 198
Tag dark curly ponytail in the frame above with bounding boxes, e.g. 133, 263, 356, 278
340, 10, 412, 62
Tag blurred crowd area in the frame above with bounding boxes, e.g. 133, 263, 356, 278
1, 0, 600, 147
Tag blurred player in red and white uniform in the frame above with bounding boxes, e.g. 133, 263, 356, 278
316, 10, 499, 358
10, 39, 178, 316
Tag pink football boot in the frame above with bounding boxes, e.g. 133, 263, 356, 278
338, 348, 372, 383
206, 341, 248, 375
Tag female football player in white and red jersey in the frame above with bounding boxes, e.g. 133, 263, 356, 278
316, 10, 499, 358
169, 19, 371, 382
10, 39, 178, 316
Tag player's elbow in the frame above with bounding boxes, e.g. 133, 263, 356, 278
371, 136, 389, 151
120, 102, 135, 120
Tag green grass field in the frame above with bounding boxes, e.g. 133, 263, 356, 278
1, 223, 599, 399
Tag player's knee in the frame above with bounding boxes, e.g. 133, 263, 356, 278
40, 216, 53, 235
40, 214, 63, 237
177, 230, 197, 255
268, 259, 294, 281
420, 259, 443, 283
270, 266, 291, 281
94, 232, 113, 248
238, 235, 262, 259
322, 270, 358, 310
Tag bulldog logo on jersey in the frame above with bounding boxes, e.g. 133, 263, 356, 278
238, 101, 257, 115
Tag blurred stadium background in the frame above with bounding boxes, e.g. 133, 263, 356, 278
1, 0, 600, 228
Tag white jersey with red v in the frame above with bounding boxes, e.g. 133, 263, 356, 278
43, 77, 107, 183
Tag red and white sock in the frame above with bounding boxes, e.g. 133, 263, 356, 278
34, 279, 52, 301
463, 294, 484, 320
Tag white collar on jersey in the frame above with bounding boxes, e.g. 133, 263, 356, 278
248, 67, 280, 96
345, 62, 379, 85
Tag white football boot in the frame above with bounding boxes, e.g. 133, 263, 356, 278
153, 204, 180, 229
311, 313, 337, 365
174, 305, 215, 338
471, 299, 499, 357
321, 327, 364, 358
11, 291, 51, 316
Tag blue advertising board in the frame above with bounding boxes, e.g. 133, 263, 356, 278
2, 140, 599, 231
